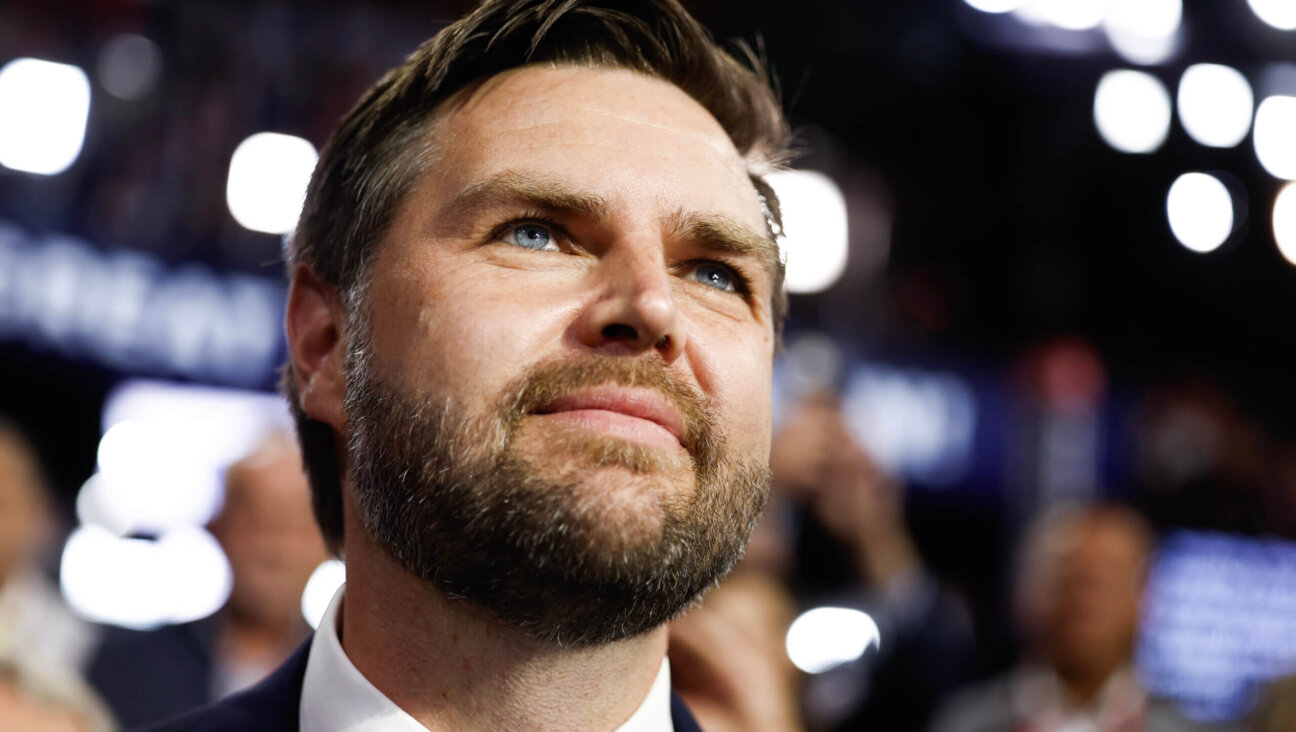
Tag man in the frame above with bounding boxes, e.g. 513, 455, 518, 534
91, 433, 327, 727
148, 0, 789, 729
0, 421, 99, 681
930, 504, 1231, 732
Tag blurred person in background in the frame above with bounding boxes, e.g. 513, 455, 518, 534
772, 394, 974, 732
1133, 378, 1270, 536
0, 419, 100, 677
669, 569, 804, 732
88, 432, 328, 727
1248, 673, 1296, 732
0, 656, 115, 732
930, 503, 1231, 732
147, 0, 792, 728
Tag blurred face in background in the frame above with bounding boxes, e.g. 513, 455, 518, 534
1020, 510, 1149, 682
210, 437, 328, 631
0, 428, 47, 586
0, 674, 91, 732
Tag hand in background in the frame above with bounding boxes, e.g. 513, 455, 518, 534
773, 397, 920, 587
770, 394, 853, 499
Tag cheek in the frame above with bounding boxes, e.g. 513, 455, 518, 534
730, 385, 773, 460
368, 260, 580, 398
691, 329, 773, 458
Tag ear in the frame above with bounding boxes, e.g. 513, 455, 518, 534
286, 265, 347, 432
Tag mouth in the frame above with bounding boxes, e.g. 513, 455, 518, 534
531, 386, 688, 452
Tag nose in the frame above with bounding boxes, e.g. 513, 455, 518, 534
574, 240, 685, 362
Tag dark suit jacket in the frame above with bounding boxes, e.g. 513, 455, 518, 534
138, 638, 705, 731
89, 619, 219, 728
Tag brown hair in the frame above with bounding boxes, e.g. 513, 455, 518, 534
284, 0, 791, 553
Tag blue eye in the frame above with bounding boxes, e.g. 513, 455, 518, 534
690, 263, 737, 292
503, 223, 557, 251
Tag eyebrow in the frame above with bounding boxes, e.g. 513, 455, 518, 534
437, 170, 779, 273
437, 171, 611, 225
665, 210, 781, 275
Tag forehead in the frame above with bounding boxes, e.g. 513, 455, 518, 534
1050, 515, 1147, 567
426, 64, 768, 231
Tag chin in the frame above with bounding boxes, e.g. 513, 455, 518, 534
572, 468, 693, 548
514, 425, 696, 489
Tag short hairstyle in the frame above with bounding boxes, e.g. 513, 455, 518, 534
283, 0, 791, 553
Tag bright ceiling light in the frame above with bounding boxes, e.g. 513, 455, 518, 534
1177, 65, 1254, 148
786, 607, 881, 674
93, 420, 226, 531
83, 380, 292, 534
226, 132, 317, 235
964, 0, 1022, 13
302, 559, 347, 630
1254, 96, 1296, 180
1275, 183, 1296, 266
60, 524, 232, 629
0, 58, 91, 175
1248, 0, 1296, 30
1106, 32, 1176, 66
1104, 0, 1180, 64
1017, 0, 1110, 31
1094, 70, 1171, 154
1166, 173, 1234, 254
767, 169, 850, 294
1105, 0, 1180, 39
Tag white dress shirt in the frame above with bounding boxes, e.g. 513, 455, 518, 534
300, 586, 674, 731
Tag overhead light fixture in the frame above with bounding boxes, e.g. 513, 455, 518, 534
0, 58, 91, 175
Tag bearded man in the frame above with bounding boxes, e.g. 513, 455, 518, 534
148, 0, 790, 729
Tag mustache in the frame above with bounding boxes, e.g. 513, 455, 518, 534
500, 355, 716, 455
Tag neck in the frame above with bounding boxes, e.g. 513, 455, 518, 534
341, 535, 667, 731
1053, 658, 1125, 709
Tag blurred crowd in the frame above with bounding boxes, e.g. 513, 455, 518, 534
4, 349, 1296, 731
0, 423, 325, 730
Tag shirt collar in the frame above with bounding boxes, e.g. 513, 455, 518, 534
1011, 664, 1148, 728
300, 585, 674, 731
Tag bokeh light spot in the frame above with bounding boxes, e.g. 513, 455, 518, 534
1094, 70, 1171, 154
767, 169, 850, 294
0, 58, 91, 175
786, 606, 881, 674
1274, 183, 1296, 266
1166, 173, 1235, 254
1178, 65, 1253, 148
226, 132, 318, 235
1254, 96, 1296, 180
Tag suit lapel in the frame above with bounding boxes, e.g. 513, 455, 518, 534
669, 691, 704, 732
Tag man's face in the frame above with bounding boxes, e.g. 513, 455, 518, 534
0, 433, 44, 582
1027, 515, 1146, 677
344, 65, 777, 644
213, 442, 327, 630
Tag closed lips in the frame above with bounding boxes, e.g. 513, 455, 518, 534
533, 387, 687, 450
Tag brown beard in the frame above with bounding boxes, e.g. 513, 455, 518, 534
343, 344, 770, 646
